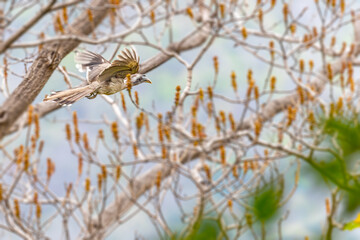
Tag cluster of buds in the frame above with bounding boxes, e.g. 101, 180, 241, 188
54, 13, 65, 34
286, 106, 297, 127
126, 74, 132, 91
174, 85, 181, 106
199, 88, 204, 102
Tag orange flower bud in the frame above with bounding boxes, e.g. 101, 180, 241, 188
120, 92, 126, 112
247, 69, 253, 83
229, 113, 236, 130
111, 121, 119, 140
85, 178, 90, 192
62, 7, 68, 25
330, 36, 336, 47
33, 113, 40, 139
254, 86, 259, 100
271, 0, 276, 8
207, 102, 213, 117
175, 85, 181, 106
270, 76, 276, 92
33, 192, 39, 204
66, 183, 72, 198
313, 27, 318, 37
254, 118, 262, 137
156, 171, 162, 189
126, 74, 132, 90
258, 9, 263, 23
87, 9, 93, 23
243, 161, 248, 174
78, 153, 83, 176
309, 60, 314, 71
134, 91, 139, 105
36, 203, 41, 219
199, 88, 204, 102
23, 149, 29, 172
54, 13, 64, 34
161, 145, 167, 159
47, 158, 55, 182
228, 199, 233, 210
115, 165, 121, 181
98, 129, 104, 139
101, 165, 107, 179
283, 3, 288, 23
325, 198, 330, 215
241, 27, 248, 39
213, 56, 219, 74
287, 106, 297, 126
83, 133, 89, 151
3, 57, 7, 80
219, 3, 225, 18
207, 86, 213, 99
232, 166, 238, 178
203, 164, 211, 180
28, 105, 34, 125
290, 23, 296, 34
97, 173, 102, 192
331, 0, 336, 8
327, 63, 333, 81
340, 0, 345, 14
220, 146, 226, 165
299, 59, 304, 73
219, 111, 226, 124
150, 11, 155, 23
14, 199, 20, 219
133, 144, 138, 158
297, 86, 304, 104
186, 7, 194, 19
191, 105, 197, 118
231, 71, 237, 92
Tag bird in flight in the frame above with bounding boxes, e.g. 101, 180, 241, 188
44, 47, 151, 105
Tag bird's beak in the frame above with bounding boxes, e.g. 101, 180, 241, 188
143, 77, 152, 84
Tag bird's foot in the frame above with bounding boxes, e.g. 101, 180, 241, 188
86, 92, 98, 99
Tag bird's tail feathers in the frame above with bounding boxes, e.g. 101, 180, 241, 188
44, 85, 95, 106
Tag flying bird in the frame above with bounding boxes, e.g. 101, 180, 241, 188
44, 47, 151, 105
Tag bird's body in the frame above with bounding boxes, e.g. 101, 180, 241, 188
44, 47, 151, 105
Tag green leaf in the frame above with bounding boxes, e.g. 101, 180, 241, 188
343, 213, 360, 231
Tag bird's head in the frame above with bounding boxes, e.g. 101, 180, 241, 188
128, 73, 152, 86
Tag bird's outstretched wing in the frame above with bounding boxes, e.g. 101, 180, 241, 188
75, 50, 111, 82
98, 47, 140, 81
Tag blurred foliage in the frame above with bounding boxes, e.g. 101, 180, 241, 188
251, 181, 283, 222
304, 115, 360, 214
344, 213, 360, 231
169, 218, 221, 240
